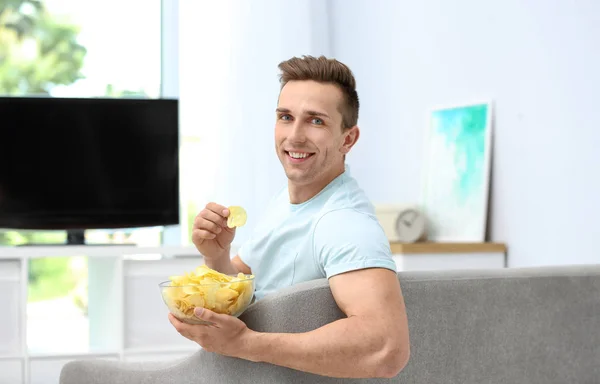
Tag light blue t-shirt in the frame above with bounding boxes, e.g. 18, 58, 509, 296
238, 167, 397, 301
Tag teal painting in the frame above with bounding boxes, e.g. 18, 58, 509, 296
422, 102, 492, 242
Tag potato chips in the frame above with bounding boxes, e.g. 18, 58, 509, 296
163, 265, 254, 320
227, 206, 247, 228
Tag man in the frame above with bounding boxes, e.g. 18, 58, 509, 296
169, 55, 410, 379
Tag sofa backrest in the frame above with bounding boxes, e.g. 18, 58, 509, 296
233, 264, 600, 383
387, 265, 600, 383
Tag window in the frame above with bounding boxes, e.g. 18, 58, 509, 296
1, 0, 162, 98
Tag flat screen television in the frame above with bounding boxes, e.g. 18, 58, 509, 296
0, 96, 180, 245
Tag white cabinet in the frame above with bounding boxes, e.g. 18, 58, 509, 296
0, 359, 23, 384
390, 242, 507, 271
123, 258, 200, 350
0, 246, 203, 384
0, 260, 23, 357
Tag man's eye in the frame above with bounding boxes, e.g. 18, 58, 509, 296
280, 114, 292, 121
311, 118, 324, 125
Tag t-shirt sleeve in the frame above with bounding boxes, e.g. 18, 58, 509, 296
313, 209, 398, 278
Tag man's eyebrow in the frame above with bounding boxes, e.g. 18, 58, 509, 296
275, 108, 330, 119
305, 110, 330, 119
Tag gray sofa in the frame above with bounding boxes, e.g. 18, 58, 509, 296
60, 264, 600, 383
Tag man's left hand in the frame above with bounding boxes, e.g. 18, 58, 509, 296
168, 308, 255, 359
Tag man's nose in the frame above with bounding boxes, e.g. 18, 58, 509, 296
288, 121, 307, 143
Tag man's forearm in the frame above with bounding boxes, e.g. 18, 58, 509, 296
203, 251, 238, 275
240, 316, 407, 379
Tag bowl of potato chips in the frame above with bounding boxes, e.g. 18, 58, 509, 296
160, 265, 255, 325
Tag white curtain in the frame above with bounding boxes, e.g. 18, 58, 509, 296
179, 0, 332, 247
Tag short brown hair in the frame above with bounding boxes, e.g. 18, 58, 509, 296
277, 55, 359, 130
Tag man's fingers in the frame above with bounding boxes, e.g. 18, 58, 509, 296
192, 203, 229, 235
192, 229, 216, 244
194, 208, 223, 231
199, 208, 227, 228
194, 216, 222, 234
194, 307, 224, 326
169, 313, 215, 349
205, 202, 230, 218
168, 313, 186, 333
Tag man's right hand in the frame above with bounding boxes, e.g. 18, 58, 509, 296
192, 202, 235, 260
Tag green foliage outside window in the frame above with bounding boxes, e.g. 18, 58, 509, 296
0, 0, 86, 95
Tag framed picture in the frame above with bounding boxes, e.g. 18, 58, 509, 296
420, 101, 493, 242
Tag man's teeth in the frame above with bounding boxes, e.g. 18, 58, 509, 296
289, 152, 310, 159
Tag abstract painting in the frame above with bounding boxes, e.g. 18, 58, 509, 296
421, 101, 493, 242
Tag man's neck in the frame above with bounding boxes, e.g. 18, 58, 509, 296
288, 165, 345, 204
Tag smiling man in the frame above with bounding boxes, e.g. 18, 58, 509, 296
169, 55, 410, 379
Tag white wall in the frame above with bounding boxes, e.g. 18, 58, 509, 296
330, 0, 600, 267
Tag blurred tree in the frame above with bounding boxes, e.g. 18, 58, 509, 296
105, 83, 149, 98
0, 0, 87, 95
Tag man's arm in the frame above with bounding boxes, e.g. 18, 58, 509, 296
240, 267, 410, 378
231, 255, 252, 274
205, 254, 252, 275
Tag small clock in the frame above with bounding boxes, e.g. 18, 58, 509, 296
394, 208, 426, 243
374, 204, 427, 243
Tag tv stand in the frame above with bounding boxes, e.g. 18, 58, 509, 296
64, 229, 135, 246
16, 229, 137, 247
67, 229, 85, 245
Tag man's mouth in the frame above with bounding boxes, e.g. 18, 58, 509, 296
285, 151, 315, 162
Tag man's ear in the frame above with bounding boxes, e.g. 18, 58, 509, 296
340, 126, 360, 154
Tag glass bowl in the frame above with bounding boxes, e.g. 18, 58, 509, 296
159, 275, 255, 325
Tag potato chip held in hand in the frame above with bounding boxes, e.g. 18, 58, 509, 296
227, 205, 247, 228
160, 264, 255, 325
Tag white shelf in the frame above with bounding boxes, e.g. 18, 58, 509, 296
0, 245, 212, 384
0, 245, 199, 259
0, 358, 23, 384
390, 242, 507, 271
0, 355, 23, 360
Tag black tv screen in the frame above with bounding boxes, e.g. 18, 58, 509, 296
0, 97, 180, 232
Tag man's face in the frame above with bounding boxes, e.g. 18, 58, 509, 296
275, 80, 357, 186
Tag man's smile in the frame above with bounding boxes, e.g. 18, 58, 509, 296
285, 150, 315, 164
